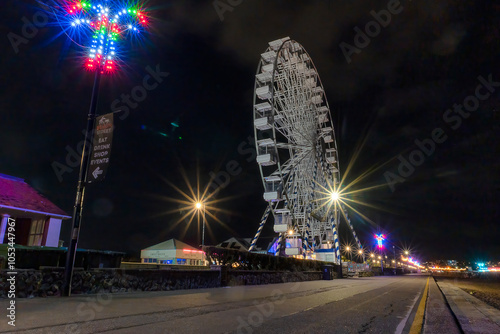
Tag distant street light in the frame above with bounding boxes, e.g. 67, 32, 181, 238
345, 246, 351, 262
378, 255, 384, 272
357, 249, 365, 263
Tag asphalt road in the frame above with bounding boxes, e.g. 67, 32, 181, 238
2, 275, 430, 334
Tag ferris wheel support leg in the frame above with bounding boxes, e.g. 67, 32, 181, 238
331, 216, 341, 265
303, 211, 313, 252
342, 206, 362, 252
249, 204, 272, 252
276, 233, 284, 256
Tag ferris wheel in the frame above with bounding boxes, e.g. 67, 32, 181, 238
248, 37, 350, 263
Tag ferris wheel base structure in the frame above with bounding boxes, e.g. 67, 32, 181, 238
248, 37, 362, 265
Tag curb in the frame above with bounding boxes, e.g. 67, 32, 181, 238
437, 280, 500, 333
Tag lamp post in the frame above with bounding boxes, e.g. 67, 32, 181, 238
63, 67, 101, 297
59, 2, 149, 297
195, 202, 206, 247
345, 246, 351, 262
393, 245, 396, 275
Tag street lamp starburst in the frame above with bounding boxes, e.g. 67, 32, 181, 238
150, 167, 238, 244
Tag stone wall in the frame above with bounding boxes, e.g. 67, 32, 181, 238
0, 267, 325, 298
0, 268, 220, 298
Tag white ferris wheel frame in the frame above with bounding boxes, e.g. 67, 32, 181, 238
251, 37, 343, 260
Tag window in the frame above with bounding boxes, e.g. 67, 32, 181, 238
27, 219, 46, 246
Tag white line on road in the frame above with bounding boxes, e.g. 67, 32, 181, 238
395, 292, 421, 334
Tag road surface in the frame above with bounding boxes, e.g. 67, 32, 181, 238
1, 274, 444, 334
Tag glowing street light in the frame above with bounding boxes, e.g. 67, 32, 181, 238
357, 248, 365, 262
344, 245, 352, 262
330, 191, 340, 202
195, 202, 206, 247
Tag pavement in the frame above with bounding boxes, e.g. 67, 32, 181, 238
424, 276, 462, 334
1, 277, 420, 333
435, 278, 500, 334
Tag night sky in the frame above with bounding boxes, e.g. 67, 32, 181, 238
1, 0, 499, 262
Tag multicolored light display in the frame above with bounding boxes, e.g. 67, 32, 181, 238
64, 1, 148, 73
375, 233, 385, 249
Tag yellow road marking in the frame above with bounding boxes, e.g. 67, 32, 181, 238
409, 276, 430, 334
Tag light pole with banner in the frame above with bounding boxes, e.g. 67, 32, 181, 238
56, 1, 150, 296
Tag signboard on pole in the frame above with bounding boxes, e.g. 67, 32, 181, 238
88, 113, 113, 183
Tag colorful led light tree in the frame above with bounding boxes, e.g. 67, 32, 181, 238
64, 0, 148, 73
57, 0, 150, 297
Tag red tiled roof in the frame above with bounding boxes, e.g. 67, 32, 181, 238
0, 173, 70, 218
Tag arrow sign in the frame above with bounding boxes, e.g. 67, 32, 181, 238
87, 113, 114, 183
92, 167, 103, 179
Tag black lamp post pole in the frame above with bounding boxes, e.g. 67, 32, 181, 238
63, 68, 102, 297
393, 245, 396, 275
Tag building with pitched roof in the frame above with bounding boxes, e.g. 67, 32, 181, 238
216, 237, 252, 252
141, 238, 207, 266
0, 173, 71, 247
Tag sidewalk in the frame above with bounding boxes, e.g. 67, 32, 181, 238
433, 279, 500, 334
424, 277, 461, 333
